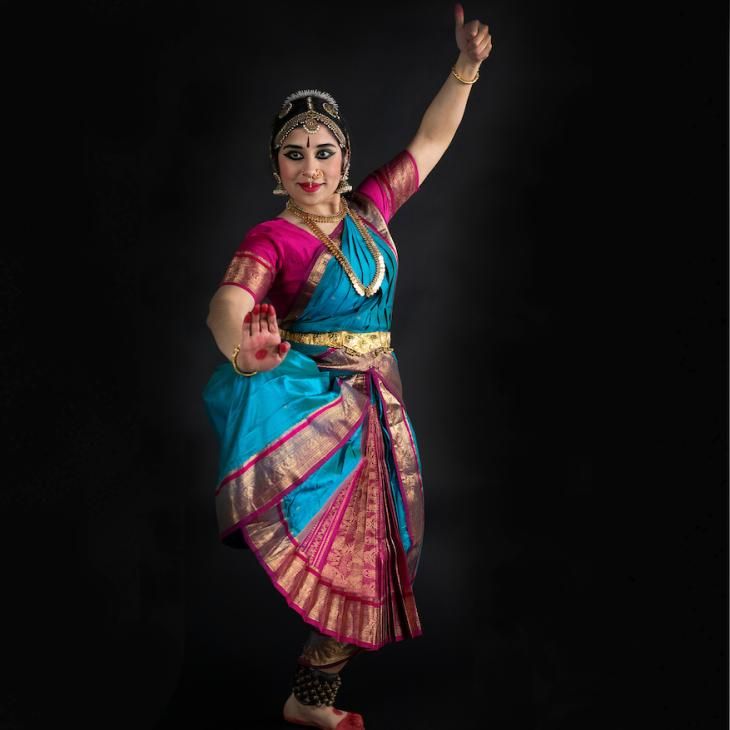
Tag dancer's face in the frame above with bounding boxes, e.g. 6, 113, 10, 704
277, 126, 344, 206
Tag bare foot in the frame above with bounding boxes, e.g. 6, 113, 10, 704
282, 692, 364, 729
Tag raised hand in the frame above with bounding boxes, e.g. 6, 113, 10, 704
454, 3, 493, 64
235, 302, 291, 373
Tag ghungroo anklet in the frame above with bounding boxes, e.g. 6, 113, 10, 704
292, 664, 342, 707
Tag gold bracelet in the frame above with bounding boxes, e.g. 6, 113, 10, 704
451, 65, 480, 85
231, 344, 258, 376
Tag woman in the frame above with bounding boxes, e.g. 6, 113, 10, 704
203, 4, 492, 728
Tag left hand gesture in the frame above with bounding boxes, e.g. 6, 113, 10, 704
454, 3, 492, 64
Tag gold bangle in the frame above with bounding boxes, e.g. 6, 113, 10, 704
451, 65, 480, 85
231, 344, 258, 376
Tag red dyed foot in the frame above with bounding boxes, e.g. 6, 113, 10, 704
283, 713, 364, 729
335, 713, 364, 729
283, 693, 365, 729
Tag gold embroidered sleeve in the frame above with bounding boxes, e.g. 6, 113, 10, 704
220, 250, 276, 302
357, 149, 420, 224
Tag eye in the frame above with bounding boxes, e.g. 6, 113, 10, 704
284, 149, 335, 161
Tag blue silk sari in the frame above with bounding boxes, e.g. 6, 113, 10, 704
203, 151, 424, 650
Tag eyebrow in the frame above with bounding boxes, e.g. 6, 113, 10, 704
282, 143, 336, 150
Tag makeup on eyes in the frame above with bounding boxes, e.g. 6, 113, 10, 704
285, 150, 334, 160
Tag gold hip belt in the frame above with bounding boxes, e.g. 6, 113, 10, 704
278, 328, 392, 356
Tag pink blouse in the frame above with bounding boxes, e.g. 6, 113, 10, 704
219, 149, 420, 319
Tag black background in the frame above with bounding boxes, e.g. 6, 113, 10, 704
1, 0, 727, 728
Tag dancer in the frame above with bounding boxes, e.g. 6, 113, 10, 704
204, 5, 492, 727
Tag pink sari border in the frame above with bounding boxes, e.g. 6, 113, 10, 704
274, 502, 384, 607
228, 406, 368, 527
236, 503, 424, 650
316, 459, 367, 567
218, 395, 345, 490
371, 371, 420, 547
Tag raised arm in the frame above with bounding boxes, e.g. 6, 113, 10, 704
406, 3, 492, 184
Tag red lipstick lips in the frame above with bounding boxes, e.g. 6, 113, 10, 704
298, 183, 322, 192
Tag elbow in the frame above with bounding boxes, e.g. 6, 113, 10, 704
205, 299, 217, 331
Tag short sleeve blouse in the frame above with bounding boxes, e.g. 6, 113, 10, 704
217, 149, 420, 313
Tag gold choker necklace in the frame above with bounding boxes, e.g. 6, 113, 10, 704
286, 198, 346, 223
286, 199, 385, 298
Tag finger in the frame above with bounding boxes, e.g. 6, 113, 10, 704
472, 23, 489, 44
468, 32, 484, 52
266, 302, 279, 334
475, 35, 492, 55
254, 302, 264, 333
242, 308, 253, 338
465, 19, 479, 38
277, 341, 291, 360
454, 2, 464, 29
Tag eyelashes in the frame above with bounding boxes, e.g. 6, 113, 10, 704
284, 151, 335, 161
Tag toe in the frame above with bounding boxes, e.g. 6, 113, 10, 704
336, 713, 365, 729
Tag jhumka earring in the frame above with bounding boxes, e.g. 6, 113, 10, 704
272, 172, 288, 196
334, 156, 352, 193
334, 176, 352, 194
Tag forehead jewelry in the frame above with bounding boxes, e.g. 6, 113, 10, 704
274, 95, 348, 150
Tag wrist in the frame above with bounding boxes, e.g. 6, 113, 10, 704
454, 53, 481, 79
231, 344, 258, 376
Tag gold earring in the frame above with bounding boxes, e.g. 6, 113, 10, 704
334, 159, 352, 193
334, 176, 352, 193
272, 172, 288, 196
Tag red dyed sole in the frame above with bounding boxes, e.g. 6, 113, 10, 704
283, 712, 365, 729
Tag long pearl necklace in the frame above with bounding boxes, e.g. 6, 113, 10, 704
286, 198, 385, 298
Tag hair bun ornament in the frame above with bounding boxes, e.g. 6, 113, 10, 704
322, 102, 339, 119
282, 89, 340, 115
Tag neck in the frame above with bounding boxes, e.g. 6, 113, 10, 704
290, 193, 342, 217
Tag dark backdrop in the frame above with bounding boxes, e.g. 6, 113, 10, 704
2, 1, 727, 729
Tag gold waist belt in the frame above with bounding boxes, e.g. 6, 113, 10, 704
279, 328, 392, 356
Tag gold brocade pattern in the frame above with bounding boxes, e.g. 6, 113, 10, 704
216, 377, 368, 532
311, 349, 404, 401
279, 329, 392, 357
373, 374, 425, 583
222, 251, 275, 301
372, 152, 419, 223
241, 400, 422, 649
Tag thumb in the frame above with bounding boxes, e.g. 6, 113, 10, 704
454, 2, 464, 28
